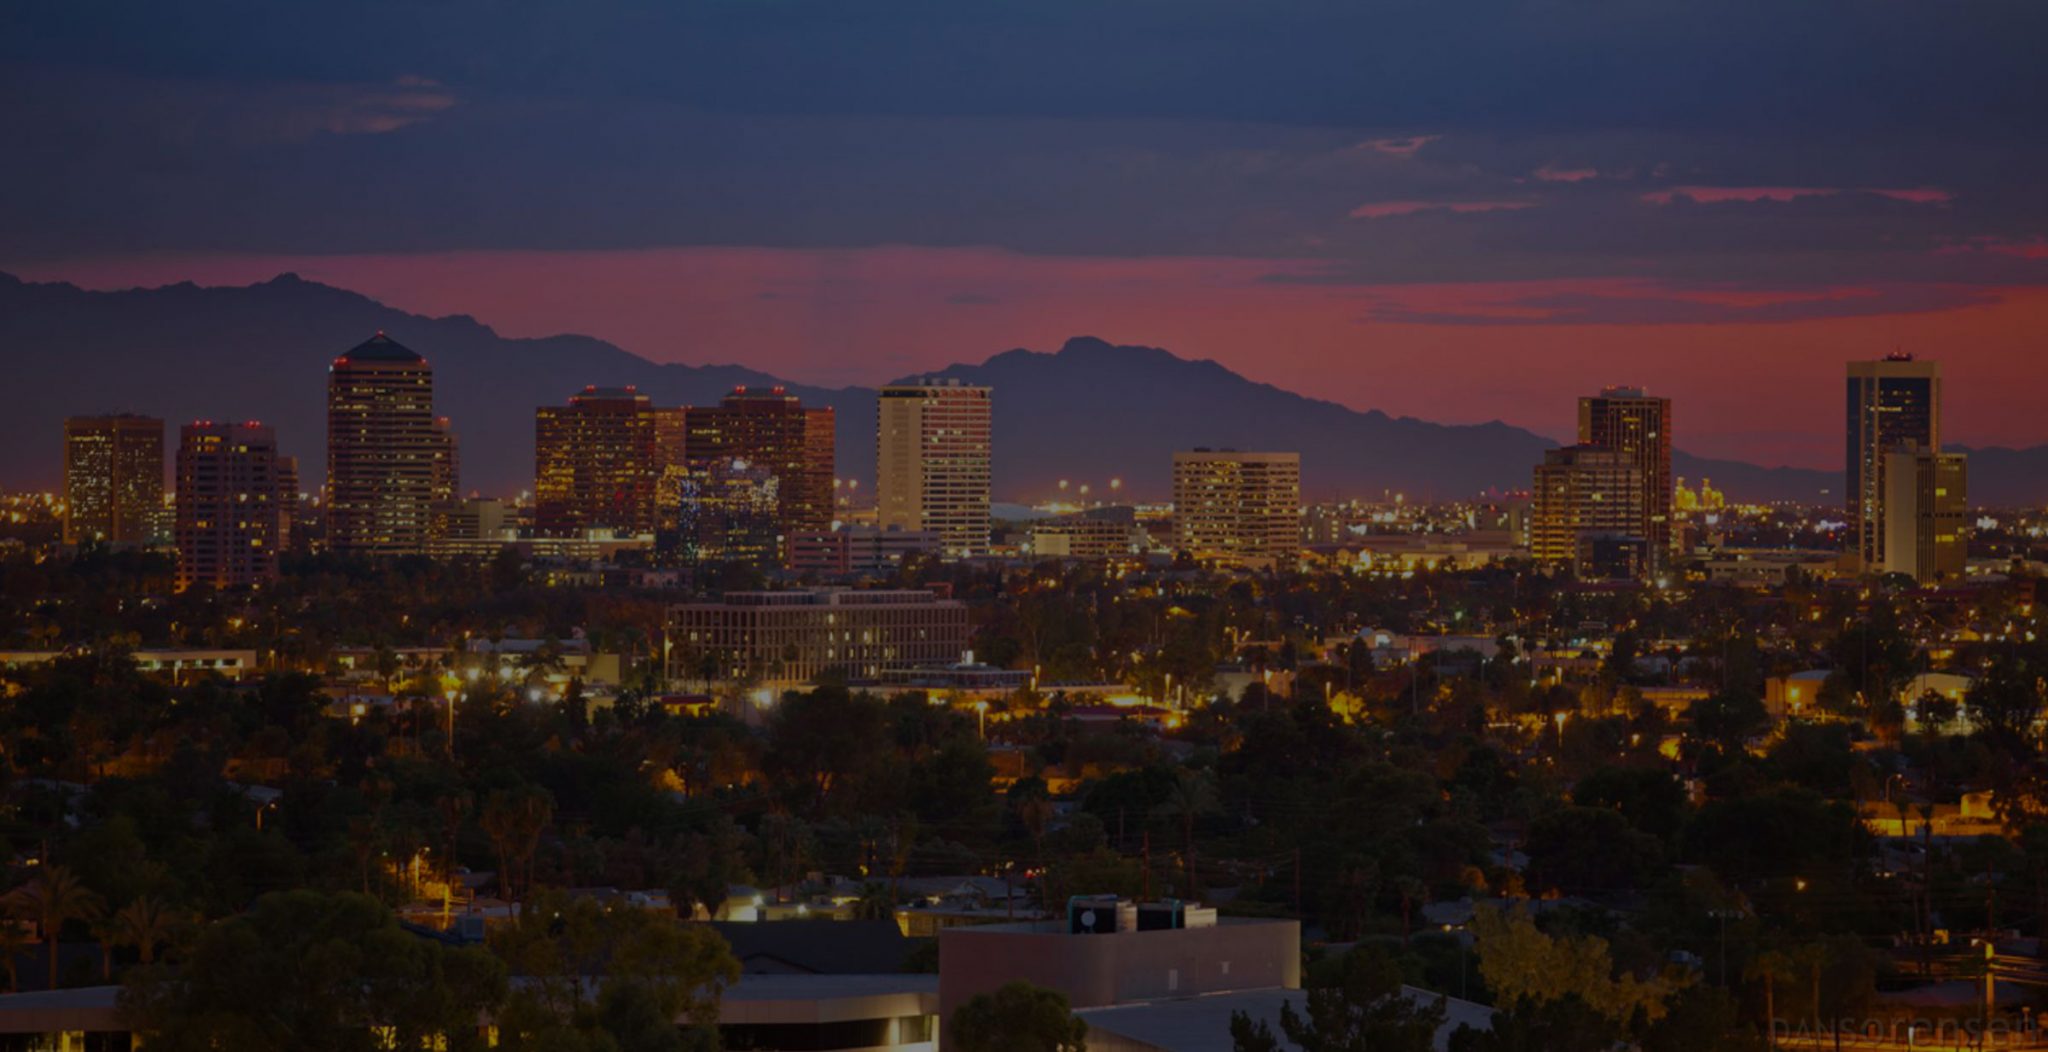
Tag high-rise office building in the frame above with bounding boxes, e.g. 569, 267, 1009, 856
1578, 387, 1673, 567
664, 457, 784, 570
1171, 450, 1301, 569
327, 333, 442, 556
1882, 444, 1968, 584
274, 454, 300, 551
685, 387, 836, 540
1847, 355, 1941, 571
432, 416, 460, 505
1530, 445, 1649, 579
877, 380, 991, 558
534, 386, 680, 536
175, 421, 282, 591
63, 414, 168, 547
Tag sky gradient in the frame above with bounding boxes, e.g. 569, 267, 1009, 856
7, 1, 2048, 467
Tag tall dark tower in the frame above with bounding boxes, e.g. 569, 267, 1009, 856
1577, 387, 1673, 573
326, 333, 440, 556
1847, 354, 1941, 571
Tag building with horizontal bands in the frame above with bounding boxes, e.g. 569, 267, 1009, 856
175, 421, 283, 591
789, 526, 943, 575
877, 380, 991, 558
64, 413, 169, 548
666, 589, 968, 686
1171, 450, 1299, 569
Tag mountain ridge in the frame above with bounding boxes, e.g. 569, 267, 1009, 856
3, 272, 2041, 504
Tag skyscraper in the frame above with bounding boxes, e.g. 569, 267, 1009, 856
665, 457, 784, 570
877, 380, 991, 558
63, 414, 168, 547
1171, 450, 1301, 569
432, 416, 460, 505
1882, 444, 1967, 584
1578, 387, 1672, 567
534, 386, 679, 536
1847, 355, 1941, 571
326, 333, 441, 556
1530, 445, 1648, 579
175, 421, 282, 591
685, 387, 836, 540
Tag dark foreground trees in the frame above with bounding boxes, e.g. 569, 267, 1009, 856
120, 890, 506, 1052
951, 980, 1089, 1052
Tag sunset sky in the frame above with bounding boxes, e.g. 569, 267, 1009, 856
7, 1, 2047, 466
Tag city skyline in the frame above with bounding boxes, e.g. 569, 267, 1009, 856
8, 1, 2048, 468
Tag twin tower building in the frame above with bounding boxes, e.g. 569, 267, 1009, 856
1531, 355, 1964, 583
534, 375, 993, 563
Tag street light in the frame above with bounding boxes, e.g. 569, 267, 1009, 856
443, 688, 460, 760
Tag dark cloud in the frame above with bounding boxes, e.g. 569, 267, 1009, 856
5, 0, 2048, 314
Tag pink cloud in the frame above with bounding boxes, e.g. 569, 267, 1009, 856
1358, 135, 1441, 159
1532, 164, 1600, 183
1348, 199, 1535, 219
1642, 185, 1953, 205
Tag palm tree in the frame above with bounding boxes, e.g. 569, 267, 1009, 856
4, 867, 104, 990
481, 787, 554, 902
0, 917, 27, 992
107, 896, 181, 967
852, 882, 895, 922
1745, 949, 1793, 1050
1152, 769, 1218, 898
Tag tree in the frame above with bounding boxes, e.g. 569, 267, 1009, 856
853, 882, 895, 921
1467, 906, 1681, 1027
1231, 945, 1444, 1052
5, 865, 104, 990
1523, 806, 1662, 896
1691, 687, 1770, 752
105, 895, 186, 974
480, 785, 555, 902
951, 980, 1088, 1052
489, 890, 738, 1052
119, 890, 506, 1052
1153, 768, 1219, 897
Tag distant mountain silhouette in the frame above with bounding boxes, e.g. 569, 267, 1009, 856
3, 273, 2040, 505
0, 272, 874, 496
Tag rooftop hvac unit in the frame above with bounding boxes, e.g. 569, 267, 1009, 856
1068, 895, 1135, 935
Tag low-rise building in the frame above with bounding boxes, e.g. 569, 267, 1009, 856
666, 589, 968, 686
789, 526, 942, 575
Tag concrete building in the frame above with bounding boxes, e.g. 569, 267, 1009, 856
1171, 450, 1300, 570
534, 386, 680, 536
62, 413, 168, 547
429, 498, 518, 557
1030, 506, 1145, 560
666, 589, 968, 686
1882, 444, 1968, 584
174, 421, 283, 591
0, 975, 940, 1052
877, 380, 992, 558
1848, 355, 1941, 572
1529, 445, 1647, 579
327, 333, 444, 556
790, 526, 943, 575
687, 387, 837, 545
939, 907, 1305, 1050
1578, 386, 1673, 568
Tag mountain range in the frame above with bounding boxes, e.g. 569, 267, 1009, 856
3, 271, 2042, 506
